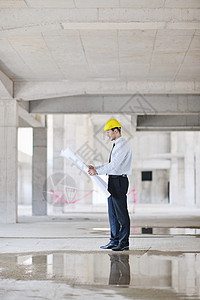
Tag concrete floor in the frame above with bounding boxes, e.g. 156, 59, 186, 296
0, 209, 200, 300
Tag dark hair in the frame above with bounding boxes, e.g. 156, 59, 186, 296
111, 127, 121, 134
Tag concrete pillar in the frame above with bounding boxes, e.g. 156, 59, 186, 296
195, 133, 200, 208
32, 127, 47, 216
184, 132, 195, 207
51, 115, 65, 212
170, 132, 179, 205
0, 99, 18, 223
53, 115, 64, 172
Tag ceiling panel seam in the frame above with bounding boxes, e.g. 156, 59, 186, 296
173, 29, 197, 81
6, 37, 33, 76
78, 31, 90, 73
117, 30, 121, 79
148, 30, 158, 77
41, 32, 65, 80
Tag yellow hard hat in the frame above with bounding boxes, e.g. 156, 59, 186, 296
104, 119, 121, 131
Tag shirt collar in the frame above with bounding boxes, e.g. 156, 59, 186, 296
114, 136, 123, 145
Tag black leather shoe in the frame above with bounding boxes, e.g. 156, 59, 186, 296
112, 244, 129, 251
100, 242, 118, 249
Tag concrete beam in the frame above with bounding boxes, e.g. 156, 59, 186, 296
18, 117, 32, 128
62, 22, 200, 30
1, 0, 200, 9
18, 103, 46, 127
0, 8, 200, 30
0, 22, 199, 37
0, 70, 13, 99
14, 81, 200, 100
137, 115, 200, 131
29, 94, 200, 115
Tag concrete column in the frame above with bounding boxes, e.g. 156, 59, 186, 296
195, 133, 200, 208
32, 127, 47, 216
0, 99, 18, 223
184, 132, 195, 207
51, 115, 65, 212
170, 132, 179, 205
53, 115, 64, 172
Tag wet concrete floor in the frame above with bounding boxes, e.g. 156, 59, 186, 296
0, 213, 200, 299
0, 251, 200, 300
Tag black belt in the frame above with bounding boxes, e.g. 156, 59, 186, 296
109, 174, 127, 178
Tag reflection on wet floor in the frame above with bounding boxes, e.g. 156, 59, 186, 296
0, 252, 200, 299
109, 254, 130, 286
92, 227, 200, 236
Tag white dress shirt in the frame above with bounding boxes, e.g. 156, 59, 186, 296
95, 137, 132, 175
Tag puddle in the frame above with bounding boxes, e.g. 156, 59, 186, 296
92, 227, 200, 237
0, 252, 200, 299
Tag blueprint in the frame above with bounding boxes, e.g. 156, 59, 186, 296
60, 147, 110, 198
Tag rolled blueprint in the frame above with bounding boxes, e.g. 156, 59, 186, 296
60, 147, 110, 198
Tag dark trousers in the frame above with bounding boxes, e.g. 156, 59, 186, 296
107, 176, 130, 246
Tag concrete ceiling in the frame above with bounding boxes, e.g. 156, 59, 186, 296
0, 0, 200, 100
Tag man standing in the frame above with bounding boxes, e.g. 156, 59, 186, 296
88, 119, 132, 251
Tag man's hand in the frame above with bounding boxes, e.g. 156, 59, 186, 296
88, 165, 94, 169
88, 168, 98, 176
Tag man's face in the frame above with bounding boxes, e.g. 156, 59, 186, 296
106, 129, 116, 141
